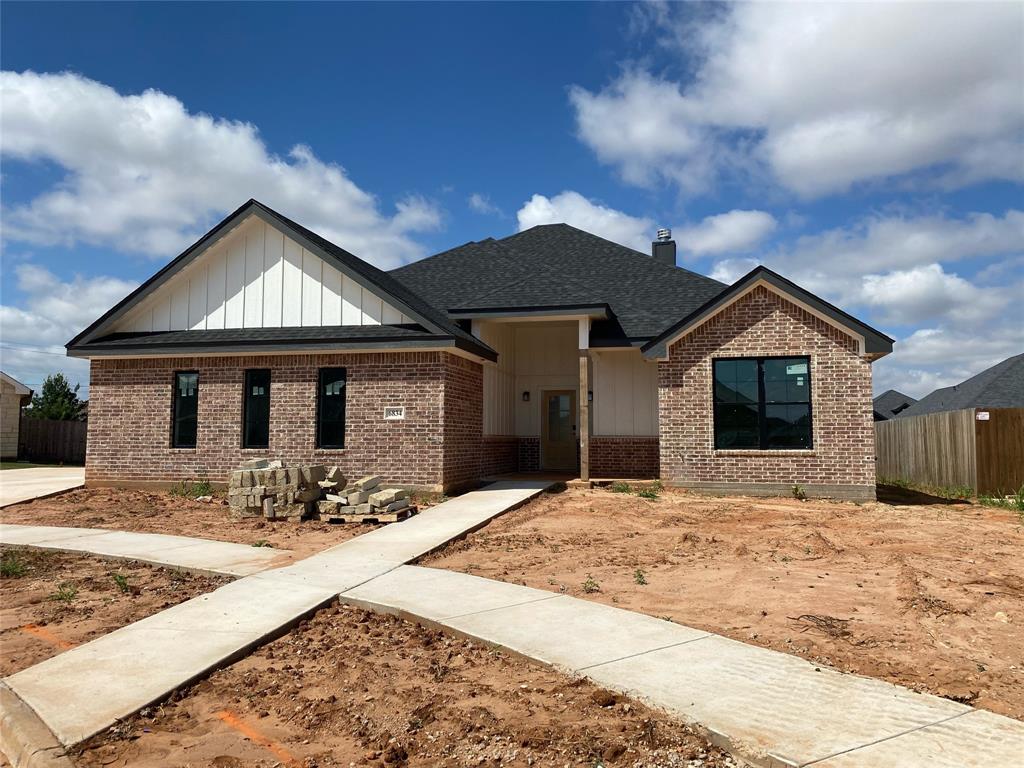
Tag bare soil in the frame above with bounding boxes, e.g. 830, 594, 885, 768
0, 547, 229, 676
1, 487, 382, 559
423, 485, 1024, 720
74, 602, 737, 768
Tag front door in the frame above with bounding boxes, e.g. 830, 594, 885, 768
541, 389, 577, 471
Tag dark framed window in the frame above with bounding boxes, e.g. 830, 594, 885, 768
172, 371, 199, 448
713, 357, 812, 450
243, 369, 271, 449
316, 368, 347, 449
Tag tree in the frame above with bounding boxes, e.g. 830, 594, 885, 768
27, 373, 82, 421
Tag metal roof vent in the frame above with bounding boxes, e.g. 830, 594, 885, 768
656, 228, 672, 241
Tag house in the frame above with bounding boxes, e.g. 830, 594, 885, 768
0, 371, 33, 459
898, 354, 1024, 418
67, 199, 893, 500
875, 354, 1024, 495
872, 389, 917, 421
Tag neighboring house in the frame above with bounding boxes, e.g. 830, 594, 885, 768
872, 389, 917, 421
67, 199, 893, 500
898, 354, 1024, 417
0, 371, 33, 459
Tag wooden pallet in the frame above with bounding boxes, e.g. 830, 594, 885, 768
319, 506, 416, 524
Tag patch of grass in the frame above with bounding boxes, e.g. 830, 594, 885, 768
610, 481, 632, 494
0, 461, 59, 470
979, 486, 1024, 515
633, 568, 647, 585
1, 550, 28, 578
879, 476, 974, 500
51, 581, 78, 603
169, 479, 213, 499
792, 484, 807, 501
582, 574, 601, 594
112, 572, 131, 594
251, 539, 273, 548
636, 482, 661, 500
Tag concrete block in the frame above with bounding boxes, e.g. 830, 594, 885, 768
317, 501, 341, 515
325, 493, 347, 503
239, 459, 269, 470
325, 466, 345, 484
318, 480, 338, 490
353, 475, 381, 491
369, 488, 408, 507
295, 487, 321, 503
383, 499, 411, 513
346, 490, 372, 505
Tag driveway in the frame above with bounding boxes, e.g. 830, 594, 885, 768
0, 466, 85, 508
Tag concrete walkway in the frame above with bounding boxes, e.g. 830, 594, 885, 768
0, 524, 290, 577
343, 566, 1024, 768
2, 480, 551, 748
0, 467, 84, 509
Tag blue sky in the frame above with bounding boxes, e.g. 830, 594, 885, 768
1, 1, 1021, 397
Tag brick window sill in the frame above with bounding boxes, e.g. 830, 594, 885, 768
713, 449, 817, 457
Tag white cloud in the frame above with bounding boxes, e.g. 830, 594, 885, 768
516, 191, 655, 252
0, 264, 139, 394
467, 193, 501, 216
571, 3, 1024, 196
677, 209, 776, 256
0, 71, 441, 268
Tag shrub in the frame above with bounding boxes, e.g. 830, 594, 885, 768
170, 480, 213, 499
582, 574, 601, 593
1, 551, 27, 578
51, 582, 78, 603
633, 568, 647, 585
610, 482, 632, 494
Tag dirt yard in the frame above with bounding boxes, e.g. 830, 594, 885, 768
1, 487, 382, 559
0, 547, 229, 676
73, 602, 737, 768
424, 485, 1024, 720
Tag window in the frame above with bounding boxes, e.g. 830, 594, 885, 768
316, 368, 347, 449
172, 372, 199, 448
713, 357, 812, 450
243, 369, 271, 449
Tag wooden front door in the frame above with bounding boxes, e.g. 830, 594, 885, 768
541, 389, 577, 471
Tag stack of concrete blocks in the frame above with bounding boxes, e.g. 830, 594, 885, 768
227, 459, 331, 522
317, 475, 412, 520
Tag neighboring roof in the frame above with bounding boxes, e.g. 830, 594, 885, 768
0, 371, 32, 396
392, 223, 727, 343
640, 266, 895, 359
67, 200, 496, 361
873, 389, 917, 420
69, 325, 482, 357
898, 354, 1024, 417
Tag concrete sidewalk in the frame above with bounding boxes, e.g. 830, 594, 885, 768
0, 467, 84, 508
0, 524, 291, 577
343, 565, 1024, 768
2, 479, 552, 748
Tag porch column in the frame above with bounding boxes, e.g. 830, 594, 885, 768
578, 318, 591, 482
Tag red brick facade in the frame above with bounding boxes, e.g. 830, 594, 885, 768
658, 285, 876, 500
481, 436, 519, 477
86, 351, 481, 492
590, 436, 659, 478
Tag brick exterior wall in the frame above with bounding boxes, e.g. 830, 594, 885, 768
590, 436, 659, 478
658, 285, 876, 500
86, 351, 482, 492
481, 436, 518, 477
517, 437, 540, 472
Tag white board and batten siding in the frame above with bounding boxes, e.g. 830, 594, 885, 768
114, 217, 412, 334
591, 349, 658, 437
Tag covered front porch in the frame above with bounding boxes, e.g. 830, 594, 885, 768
469, 311, 660, 482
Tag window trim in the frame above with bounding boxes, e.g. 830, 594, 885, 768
712, 355, 813, 451
242, 369, 271, 449
171, 370, 199, 449
316, 367, 347, 450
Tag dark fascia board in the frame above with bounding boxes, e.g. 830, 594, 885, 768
66, 199, 496, 361
641, 266, 894, 360
447, 303, 611, 320
69, 333, 497, 361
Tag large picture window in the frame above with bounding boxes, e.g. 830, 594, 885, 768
243, 369, 271, 449
316, 368, 347, 449
713, 357, 812, 450
172, 371, 199, 448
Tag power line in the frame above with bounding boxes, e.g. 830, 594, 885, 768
0, 344, 69, 358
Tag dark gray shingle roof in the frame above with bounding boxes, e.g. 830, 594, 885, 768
392, 223, 727, 341
898, 354, 1024, 417
873, 389, 917, 420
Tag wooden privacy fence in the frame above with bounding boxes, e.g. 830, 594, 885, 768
875, 407, 1024, 495
18, 416, 87, 465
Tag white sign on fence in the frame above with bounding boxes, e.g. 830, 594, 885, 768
976, 411, 990, 421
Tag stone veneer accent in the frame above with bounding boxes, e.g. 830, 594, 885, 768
658, 285, 876, 501
589, 436, 659, 478
86, 351, 482, 493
